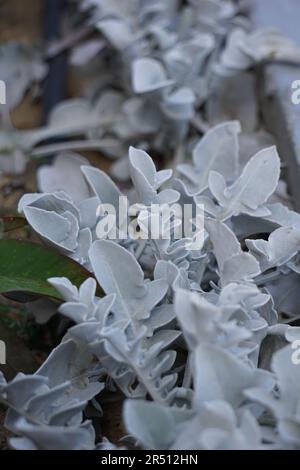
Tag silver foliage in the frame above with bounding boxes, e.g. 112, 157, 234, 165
2, 0, 300, 451
9, 125, 300, 449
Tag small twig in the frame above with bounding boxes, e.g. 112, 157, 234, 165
170, 144, 184, 172
135, 240, 147, 261
191, 116, 210, 134
255, 269, 285, 285
31, 138, 119, 158
182, 353, 193, 389
0, 397, 46, 427
45, 25, 96, 59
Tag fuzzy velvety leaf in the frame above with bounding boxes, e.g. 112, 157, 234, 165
0, 240, 103, 300
177, 121, 241, 193
0, 320, 39, 380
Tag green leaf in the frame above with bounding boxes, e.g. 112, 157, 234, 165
0, 239, 103, 301
0, 319, 39, 380
0, 216, 28, 233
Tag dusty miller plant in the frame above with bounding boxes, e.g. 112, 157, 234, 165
1, 0, 300, 452
0, 118, 299, 450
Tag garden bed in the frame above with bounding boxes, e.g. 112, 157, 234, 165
1, 0, 300, 452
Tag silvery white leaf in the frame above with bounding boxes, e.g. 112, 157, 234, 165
18, 191, 67, 213
124, 397, 263, 450
111, 157, 131, 182
162, 87, 196, 120
147, 24, 177, 50
49, 276, 115, 325
218, 29, 255, 73
191, 0, 236, 23
175, 289, 221, 349
285, 326, 300, 343
37, 340, 93, 387
246, 227, 300, 272
129, 146, 159, 199
48, 99, 91, 130
177, 121, 241, 194
242, 29, 300, 64
265, 203, 300, 231
0, 129, 29, 174
129, 146, 178, 205
1, 339, 103, 450
81, 165, 127, 237
77, 198, 99, 229
24, 206, 79, 252
143, 304, 176, 334
246, 345, 300, 448
96, 439, 127, 450
206, 219, 240, 268
93, 91, 124, 126
81, 165, 122, 206
37, 153, 90, 203
154, 259, 191, 291
193, 344, 274, 410
232, 202, 300, 240
239, 131, 276, 169
175, 287, 263, 357
10, 419, 96, 450
47, 277, 78, 302
97, 19, 136, 50
221, 254, 261, 286
0, 374, 47, 409
0, 43, 47, 110
163, 34, 214, 85
19, 190, 77, 214
220, 146, 280, 211
171, 402, 263, 450
70, 39, 105, 66
219, 283, 271, 315
132, 58, 174, 94
124, 399, 191, 450
89, 240, 168, 322
219, 28, 300, 76
28, 99, 100, 146
205, 219, 260, 285
203, 147, 281, 220
8, 0, 300, 451
83, 0, 138, 21
100, 321, 183, 404
70, 228, 93, 267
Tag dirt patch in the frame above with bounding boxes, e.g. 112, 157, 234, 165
101, 395, 126, 445
0, 0, 42, 44
0, 406, 11, 449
